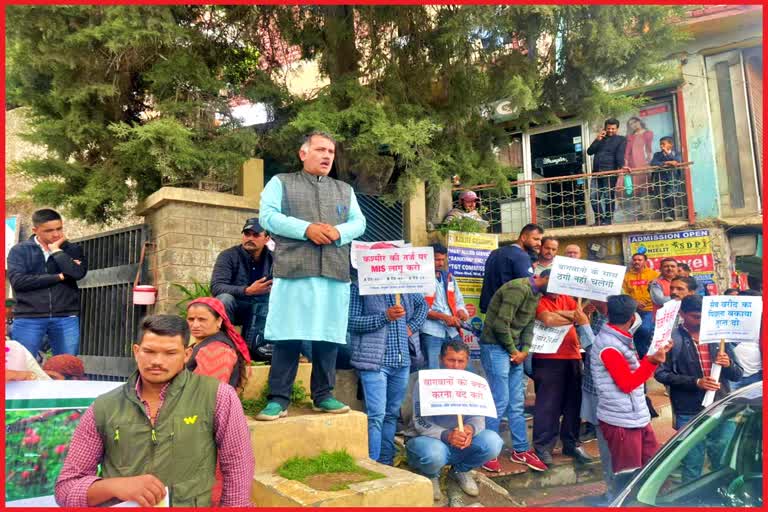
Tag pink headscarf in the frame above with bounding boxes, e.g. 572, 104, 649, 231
188, 297, 251, 364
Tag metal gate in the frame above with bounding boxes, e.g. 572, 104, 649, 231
74, 224, 150, 380
356, 193, 404, 242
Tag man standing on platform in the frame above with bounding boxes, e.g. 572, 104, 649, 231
255, 132, 366, 420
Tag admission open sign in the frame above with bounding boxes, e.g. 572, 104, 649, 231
357, 246, 435, 296
627, 229, 715, 287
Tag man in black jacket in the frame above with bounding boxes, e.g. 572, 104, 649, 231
587, 118, 628, 225
7, 209, 87, 356
654, 294, 743, 483
210, 217, 273, 359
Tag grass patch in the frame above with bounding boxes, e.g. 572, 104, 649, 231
277, 450, 385, 491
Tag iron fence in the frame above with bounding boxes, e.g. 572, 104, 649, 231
452, 163, 694, 233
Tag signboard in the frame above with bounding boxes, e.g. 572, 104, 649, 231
350, 240, 406, 269
529, 321, 571, 354
6, 380, 124, 507
548, 256, 626, 301
627, 229, 716, 292
447, 231, 499, 360
418, 369, 497, 418
646, 300, 681, 356
357, 247, 435, 296
699, 296, 762, 343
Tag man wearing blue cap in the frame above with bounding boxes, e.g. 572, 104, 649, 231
210, 217, 274, 360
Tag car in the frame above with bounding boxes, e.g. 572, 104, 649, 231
610, 382, 762, 507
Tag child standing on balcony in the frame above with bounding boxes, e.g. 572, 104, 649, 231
650, 137, 683, 222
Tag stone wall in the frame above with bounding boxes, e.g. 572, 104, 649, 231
137, 186, 261, 314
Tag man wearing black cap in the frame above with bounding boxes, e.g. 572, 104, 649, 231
210, 217, 273, 359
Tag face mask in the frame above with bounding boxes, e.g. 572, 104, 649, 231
629, 313, 642, 335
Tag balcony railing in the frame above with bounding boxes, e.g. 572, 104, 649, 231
451, 163, 695, 233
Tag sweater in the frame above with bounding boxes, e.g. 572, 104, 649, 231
479, 278, 542, 355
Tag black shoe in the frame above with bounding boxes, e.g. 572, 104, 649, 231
562, 446, 595, 465
534, 449, 553, 465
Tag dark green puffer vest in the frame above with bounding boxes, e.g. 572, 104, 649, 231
93, 369, 219, 507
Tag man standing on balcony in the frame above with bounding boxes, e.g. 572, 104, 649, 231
255, 132, 367, 420
533, 237, 559, 276
587, 119, 628, 226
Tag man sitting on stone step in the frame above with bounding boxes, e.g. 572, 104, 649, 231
402, 339, 503, 502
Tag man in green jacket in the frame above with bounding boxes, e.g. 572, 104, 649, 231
55, 315, 255, 507
478, 270, 550, 473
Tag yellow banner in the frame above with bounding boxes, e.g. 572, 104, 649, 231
446, 231, 499, 251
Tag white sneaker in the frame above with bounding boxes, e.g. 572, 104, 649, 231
430, 476, 443, 501
450, 469, 479, 497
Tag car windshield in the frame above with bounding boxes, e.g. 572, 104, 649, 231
620, 386, 762, 507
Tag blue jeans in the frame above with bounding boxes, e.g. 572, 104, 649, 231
480, 343, 529, 452
674, 412, 736, 483
359, 365, 410, 465
421, 333, 461, 370
13, 316, 80, 356
730, 371, 762, 391
406, 430, 504, 477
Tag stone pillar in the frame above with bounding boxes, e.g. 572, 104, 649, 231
136, 187, 260, 314
403, 180, 428, 247
239, 158, 265, 206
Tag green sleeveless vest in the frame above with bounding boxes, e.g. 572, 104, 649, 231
93, 369, 219, 507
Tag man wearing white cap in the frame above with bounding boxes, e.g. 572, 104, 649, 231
443, 191, 489, 230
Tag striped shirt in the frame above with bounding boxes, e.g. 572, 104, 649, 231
55, 378, 254, 507
696, 341, 713, 377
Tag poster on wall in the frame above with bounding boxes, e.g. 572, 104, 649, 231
5, 380, 124, 507
446, 231, 499, 360
627, 229, 715, 293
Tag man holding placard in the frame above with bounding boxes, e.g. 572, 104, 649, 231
591, 295, 670, 478
479, 271, 551, 473
403, 340, 503, 501
654, 294, 742, 483
347, 279, 427, 466
421, 244, 470, 369
531, 291, 593, 465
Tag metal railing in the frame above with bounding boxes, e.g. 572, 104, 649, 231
452, 163, 695, 233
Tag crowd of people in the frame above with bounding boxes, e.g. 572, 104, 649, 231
5, 131, 761, 507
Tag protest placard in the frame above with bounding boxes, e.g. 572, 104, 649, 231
357, 246, 435, 296
699, 296, 762, 343
529, 321, 571, 354
350, 240, 406, 269
646, 299, 682, 356
446, 231, 499, 360
418, 369, 497, 418
6, 380, 124, 507
548, 256, 626, 301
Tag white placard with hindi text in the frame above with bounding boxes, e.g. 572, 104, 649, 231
530, 321, 571, 354
350, 240, 406, 269
646, 300, 682, 356
418, 369, 497, 418
699, 296, 762, 343
357, 246, 435, 296
548, 256, 626, 301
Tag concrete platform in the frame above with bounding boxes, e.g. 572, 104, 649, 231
248, 410, 370, 473
251, 458, 433, 507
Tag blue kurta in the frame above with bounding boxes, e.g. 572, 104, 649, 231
260, 175, 367, 344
